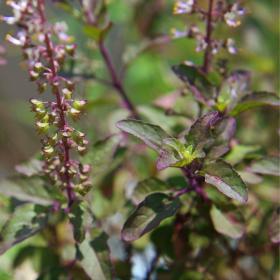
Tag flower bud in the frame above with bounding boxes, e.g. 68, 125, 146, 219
77, 145, 87, 155
33, 62, 43, 73
79, 164, 91, 174
29, 70, 39, 81
70, 107, 81, 120
42, 145, 54, 156
65, 44, 76, 56
62, 88, 72, 100
72, 100, 87, 111
36, 121, 50, 134
37, 82, 47, 94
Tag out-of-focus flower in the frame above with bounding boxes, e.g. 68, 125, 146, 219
173, 0, 194, 15
170, 28, 188, 39
226, 38, 237, 54
224, 3, 245, 27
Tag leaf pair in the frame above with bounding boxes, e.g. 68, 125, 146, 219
172, 64, 279, 115
116, 112, 235, 170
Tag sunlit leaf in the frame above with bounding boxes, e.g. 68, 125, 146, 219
117, 119, 172, 152
69, 201, 93, 243
210, 205, 245, 239
117, 119, 205, 170
121, 193, 181, 242
225, 144, 261, 165
77, 230, 112, 280
0, 176, 64, 206
201, 160, 248, 203
0, 203, 49, 255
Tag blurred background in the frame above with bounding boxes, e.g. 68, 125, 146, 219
0, 1, 279, 279
0, 0, 278, 178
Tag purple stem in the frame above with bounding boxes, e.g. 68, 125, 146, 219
98, 41, 140, 119
202, 0, 214, 73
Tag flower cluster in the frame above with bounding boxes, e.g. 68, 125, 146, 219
1, 0, 91, 205
171, 0, 246, 56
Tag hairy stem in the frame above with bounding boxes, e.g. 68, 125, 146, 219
202, 0, 214, 73
37, 0, 75, 208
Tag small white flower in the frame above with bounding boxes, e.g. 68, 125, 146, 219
224, 3, 245, 27
173, 0, 194, 15
226, 38, 237, 54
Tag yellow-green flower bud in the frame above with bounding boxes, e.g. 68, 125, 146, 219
36, 121, 50, 134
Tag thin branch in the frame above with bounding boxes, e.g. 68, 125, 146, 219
98, 40, 140, 119
202, 0, 214, 73
80, 3, 140, 119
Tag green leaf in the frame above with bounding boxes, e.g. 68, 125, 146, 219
0, 203, 49, 255
69, 201, 93, 243
83, 22, 112, 41
172, 64, 214, 101
121, 193, 181, 242
117, 119, 172, 152
77, 229, 112, 280
201, 160, 248, 203
186, 111, 220, 151
83, 135, 120, 176
269, 208, 280, 244
117, 119, 205, 170
217, 70, 250, 112
210, 206, 245, 239
0, 176, 64, 206
172, 64, 212, 88
132, 178, 171, 204
225, 144, 261, 165
249, 156, 279, 176
230, 92, 280, 116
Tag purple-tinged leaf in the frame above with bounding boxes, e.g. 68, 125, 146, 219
210, 205, 245, 239
117, 119, 202, 170
186, 111, 221, 151
208, 117, 236, 158
230, 92, 280, 116
201, 160, 248, 203
121, 193, 181, 242
117, 119, 173, 153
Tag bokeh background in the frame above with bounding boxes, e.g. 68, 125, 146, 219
0, 0, 278, 177
0, 1, 279, 278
